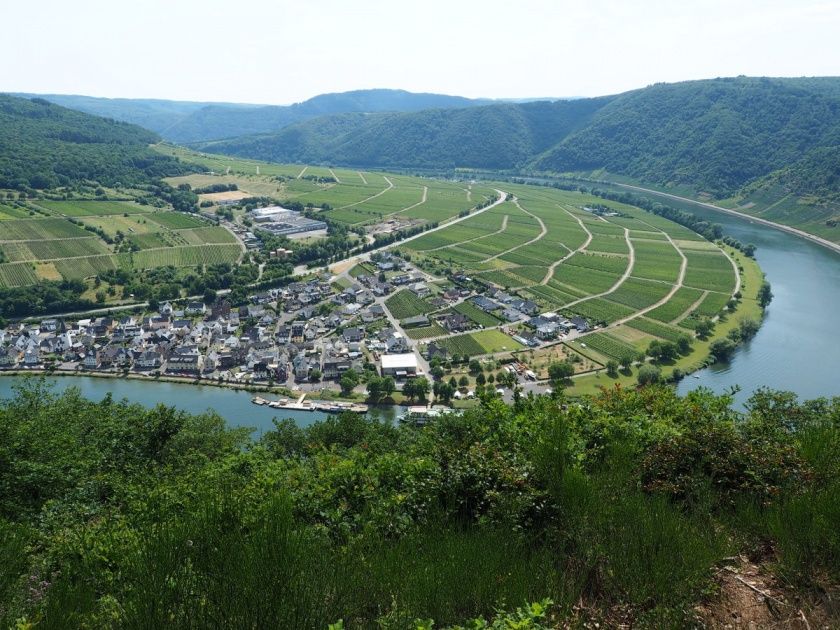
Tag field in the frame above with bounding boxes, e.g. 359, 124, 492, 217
453, 301, 502, 327
433, 330, 523, 357
573, 332, 638, 362
400, 185, 735, 336
159, 146, 491, 230
405, 323, 446, 339
0, 201, 242, 287
384, 290, 436, 320
35, 200, 148, 217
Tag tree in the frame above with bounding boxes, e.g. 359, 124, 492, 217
448, 376, 458, 389
458, 375, 469, 387
547, 361, 574, 386
637, 364, 662, 386
618, 353, 635, 372
710, 339, 736, 362
468, 360, 482, 374
694, 318, 714, 339
758, 281, 773, 308
339, 369, 359, 396
475, 373, 486, 386
431, 365, 445, 381
203, 288, 217, 304
380, 376, 395, 398
738, 318, 760, 340
366, 375, 394, 403
605, 360, 619, 378
676, 335, 692, 355
433, 381, 454, 404
309, 369, 321, 382
403, 377, 430, 402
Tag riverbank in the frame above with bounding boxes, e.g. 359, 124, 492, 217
609, 182, 840, 256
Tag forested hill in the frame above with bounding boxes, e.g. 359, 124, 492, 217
196, 77, 840, 200
22, 89, 492, 144
0, 95, 192, 190
533, 76, 840, 196
196, 98, 613, 169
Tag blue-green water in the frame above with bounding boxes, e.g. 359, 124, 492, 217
0, 375, 397, 435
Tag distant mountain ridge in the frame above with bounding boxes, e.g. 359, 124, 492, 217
196, 98, 612, 170
16, 89, 498, 143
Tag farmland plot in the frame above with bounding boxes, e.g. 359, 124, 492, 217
0, 218, 89, 241
0, 262, 38, 287
645, 286, 705, 322
385, 290, 436, 319
683, 251, 736, 293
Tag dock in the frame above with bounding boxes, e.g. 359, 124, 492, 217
251, 392, 368, 414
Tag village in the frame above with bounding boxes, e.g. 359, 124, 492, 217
0, 252, 594, 406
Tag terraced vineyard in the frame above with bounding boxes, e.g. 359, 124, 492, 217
159, 146, 497, 229
0, 201, 243, 288
393, 184, 741, 367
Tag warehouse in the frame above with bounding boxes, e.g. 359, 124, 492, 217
380, 352, 418, 378
249, 206, 327, 236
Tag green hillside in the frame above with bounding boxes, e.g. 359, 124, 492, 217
197, 98, 611, 169
0, 95, 192, 190
533, 77, 840, 197
25, 89, 493, 143
196, 77, 840, 201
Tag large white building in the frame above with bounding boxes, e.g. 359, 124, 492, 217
380, 352, 418, 378
249, 206, 327, 236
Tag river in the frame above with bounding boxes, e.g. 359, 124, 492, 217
645, 195, 840, 405
0, 375, 398, 435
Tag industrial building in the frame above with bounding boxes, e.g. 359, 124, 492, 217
249, 206, 327, 237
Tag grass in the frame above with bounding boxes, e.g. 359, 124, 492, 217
470, 329, 524, 353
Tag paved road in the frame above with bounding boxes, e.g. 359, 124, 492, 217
293, 189, 508, 278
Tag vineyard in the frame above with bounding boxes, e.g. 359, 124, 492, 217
384, 290, 436, 320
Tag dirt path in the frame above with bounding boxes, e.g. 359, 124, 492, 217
397, 186, 428, 216
480, 197, 548, 263
672, 290, 709, 324
539, 206, 593, 285
315, 190, 508, 278
610, 182, 840, 256
561, 228, 636, 309
720, 246, 743, 297
296, 166, 308, 179
329, 169, 341, 184
610, 233, 687, 327
337, 176, 394, 210
357, 171, 368, 185
428, 214, 509, 252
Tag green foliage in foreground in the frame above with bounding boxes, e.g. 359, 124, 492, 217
0, 379, 838, 628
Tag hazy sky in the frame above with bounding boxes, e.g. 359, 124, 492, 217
3, 0, 839, 104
